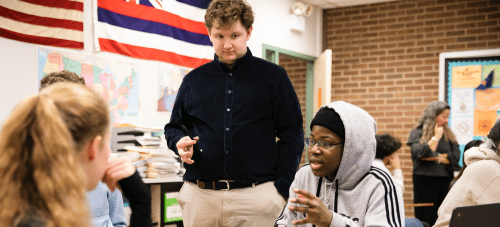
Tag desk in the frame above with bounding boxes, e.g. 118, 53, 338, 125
143, 177, 184, 227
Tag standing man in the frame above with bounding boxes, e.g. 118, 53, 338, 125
163, 0, 304, 226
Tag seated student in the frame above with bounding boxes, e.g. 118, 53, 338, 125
0, 83, 150, 227
374, 134, 405, 193
275, 101, 405, 227
41, 70, 128, 227
0, 82, 111, 226
434, 122, 500, 227
41, 71, 151, 227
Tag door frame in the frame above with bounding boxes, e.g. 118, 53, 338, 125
262, 44, 317, 162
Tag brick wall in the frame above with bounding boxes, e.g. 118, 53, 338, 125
279, 54, 309, 166
323, 0, 500, 218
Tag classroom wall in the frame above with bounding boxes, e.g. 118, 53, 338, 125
0, 0, 322, 127
323, 0, 500, 218
279, 54, 309, 166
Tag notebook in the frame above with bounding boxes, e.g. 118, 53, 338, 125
449, 203, 500, 227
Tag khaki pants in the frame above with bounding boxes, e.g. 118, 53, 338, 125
178, 181, 286, 227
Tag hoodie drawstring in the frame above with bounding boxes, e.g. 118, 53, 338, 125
313, 178, 338, 227
334, 179, 338, 213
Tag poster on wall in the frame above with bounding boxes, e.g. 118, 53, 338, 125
441, 49, 500, 165
157, 64, 191, 112
37, 47, 140, 125
442, 50, 500, 145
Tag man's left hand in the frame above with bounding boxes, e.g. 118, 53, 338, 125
288, 188, 333, 227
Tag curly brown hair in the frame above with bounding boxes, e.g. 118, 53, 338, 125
205, 0, 254, 30
40, 70, 85, 90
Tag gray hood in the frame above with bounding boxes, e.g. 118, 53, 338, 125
319, 101, 377, 189
465, 142, 500, 166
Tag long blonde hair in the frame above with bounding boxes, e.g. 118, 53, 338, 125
414, 101, 457, 144
0, 83, 109, 227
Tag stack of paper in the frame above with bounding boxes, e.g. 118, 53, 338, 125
123, 146, 180, 178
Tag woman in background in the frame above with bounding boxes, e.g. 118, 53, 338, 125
434, 121, 500, 227
0, 83, 149, 227
407, 101, 461, 226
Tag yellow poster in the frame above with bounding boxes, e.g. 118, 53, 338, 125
475, 89, 500, 111
452, 65, 482, 88
474, 109, 497, 136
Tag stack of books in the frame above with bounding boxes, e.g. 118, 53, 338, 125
111, 125, 183, 178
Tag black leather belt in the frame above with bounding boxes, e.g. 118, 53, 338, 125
188, 180, 260, 190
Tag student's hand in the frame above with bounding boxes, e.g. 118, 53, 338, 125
103, 158, 136, 192
387, 153, 401, 169
176, 136, 199, 164
288, 188, 333, 227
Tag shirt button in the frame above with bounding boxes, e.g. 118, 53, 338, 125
226, 151, 229, 154
226, 128, 229, 131
228, 90, 231, 94
227, 108, 230, 111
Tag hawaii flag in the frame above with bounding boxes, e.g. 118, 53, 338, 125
95, 0, 214, 68
0, 0, 84, 49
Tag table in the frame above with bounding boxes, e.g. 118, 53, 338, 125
143, 177, 184, 227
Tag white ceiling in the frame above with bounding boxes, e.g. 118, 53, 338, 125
300, 0, 399, 9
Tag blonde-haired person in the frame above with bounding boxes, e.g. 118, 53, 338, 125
434, 120, 500, 227
0, 82, 109, 226
0, 83, 148, 227
407, 101, 461, 226
39, 71, 143, 227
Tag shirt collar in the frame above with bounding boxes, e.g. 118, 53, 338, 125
214, 47, 252, 72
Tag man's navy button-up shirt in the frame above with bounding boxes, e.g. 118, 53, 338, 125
164, 48, 304, 198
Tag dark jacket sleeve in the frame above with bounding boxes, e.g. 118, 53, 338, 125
408, 128, 435, 161
118, 171, 151, 227
273, 68, 304, 200
448, 142, 462, 171
164, 79, 189, 155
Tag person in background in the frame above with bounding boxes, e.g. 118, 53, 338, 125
275, 101, 404, 227
450, 139, 484, 187
434, 121, 500, 227
407, 101, 461, 226
164, 0, 304, 227
39, 70, 86, 90
38, 71, 151, 227
374, 133, 405, 193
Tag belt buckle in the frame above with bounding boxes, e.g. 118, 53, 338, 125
218, 180, 230, 190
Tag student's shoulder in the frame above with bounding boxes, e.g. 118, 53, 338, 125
363, 166, 398, 189
465, 160, 500, 177
294, 163, 316, 180
293, 163, 311, 176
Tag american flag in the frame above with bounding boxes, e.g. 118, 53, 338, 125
0, 0, 84, 49
94, 0, 214, 68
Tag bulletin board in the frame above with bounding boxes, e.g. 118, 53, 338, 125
439, 49, 500, 147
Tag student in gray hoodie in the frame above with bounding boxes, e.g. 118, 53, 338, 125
275, 101, 405, 227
